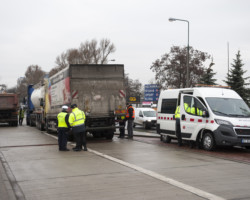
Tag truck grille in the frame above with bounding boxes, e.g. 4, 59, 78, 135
234, 128, 250, 136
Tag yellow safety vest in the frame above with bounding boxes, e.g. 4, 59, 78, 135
175, 106, 180, 119
19, 109, 25, 118
69, 108, 85, 127
57, 112, 68, 128
184, 103, 191, 113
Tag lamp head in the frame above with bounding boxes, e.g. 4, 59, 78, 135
169, 18, 176, 22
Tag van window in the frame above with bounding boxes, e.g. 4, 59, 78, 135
143, 111, 156, 117
161, 99, 177, 114
206, 97, 250, 117
184, 96, 205, 116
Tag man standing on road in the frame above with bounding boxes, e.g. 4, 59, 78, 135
69, 104, 87, 151
57, 105, 70, 151
175, 105, 182, 146
126, 103, 135, 139
18, 108, 25, 126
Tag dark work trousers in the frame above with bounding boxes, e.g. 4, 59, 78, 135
58, 128, 68, 150
74, 131, 83, 150
19, 117, 23, 126
119, 120, 125, 138
81, 129, 87, 149
127, 119, 134, 138
175, 118, 182, 146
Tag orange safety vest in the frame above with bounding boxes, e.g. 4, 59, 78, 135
126, 106, 135, 119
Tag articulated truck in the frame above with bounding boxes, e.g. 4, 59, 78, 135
0, 93, 19, 126
26, 64, 126, 139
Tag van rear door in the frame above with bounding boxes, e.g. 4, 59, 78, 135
180, 94, 207, 140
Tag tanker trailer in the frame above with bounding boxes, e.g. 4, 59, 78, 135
26, 81, 47, 130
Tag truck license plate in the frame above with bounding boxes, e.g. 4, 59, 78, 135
242, 139, 250, 143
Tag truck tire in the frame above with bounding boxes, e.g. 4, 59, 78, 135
202, 132, 216, 151
162, 135, 171, 143
105, 130, 114, 140
165, 135, 172, 143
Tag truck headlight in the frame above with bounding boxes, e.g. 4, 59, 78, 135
215, 119, 233, 126
146, 120, 151, 122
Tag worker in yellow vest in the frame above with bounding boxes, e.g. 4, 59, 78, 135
18, 108, 25, 126
118, 115, 126, 139
174, 105, 182, 146
57, 105, 70, 151
69, 104, 87, 151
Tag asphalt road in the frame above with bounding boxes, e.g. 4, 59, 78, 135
1, 124, 250, 200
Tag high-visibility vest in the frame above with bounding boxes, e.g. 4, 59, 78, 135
184, 103, 191, 113
19, 109, 25, 118
69, 108, 85, 127
57, 112, 68, 128
175, 106, 180, 119
126, 106, 135, 119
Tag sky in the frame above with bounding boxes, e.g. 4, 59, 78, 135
1, 0, 250, 88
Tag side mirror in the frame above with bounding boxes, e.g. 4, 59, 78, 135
202, 110, 209, 118
139, 114, 143, 117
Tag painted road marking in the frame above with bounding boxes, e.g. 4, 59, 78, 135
45, 133, 225, 200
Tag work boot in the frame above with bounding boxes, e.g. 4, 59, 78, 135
83, 146, 88, 151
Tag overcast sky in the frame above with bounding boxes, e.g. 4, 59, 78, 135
1, 0, 250, 88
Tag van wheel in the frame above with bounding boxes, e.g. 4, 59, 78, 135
202, 132, 215, 151
143, 122, 149, 129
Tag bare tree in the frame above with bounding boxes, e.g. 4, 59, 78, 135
25, 65, 45, 85
150, 46, 211, 89
100, 39, 116, 64
50, 38, 116, 76
124, 73, 143, 98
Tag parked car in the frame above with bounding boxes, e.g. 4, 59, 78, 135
134, 108, 156, 129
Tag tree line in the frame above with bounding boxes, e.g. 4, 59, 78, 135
5, 39, 250, 106
150, 46, 250, 106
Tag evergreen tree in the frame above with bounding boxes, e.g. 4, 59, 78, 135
200, 59, 217, 85
225, 51, 250, 104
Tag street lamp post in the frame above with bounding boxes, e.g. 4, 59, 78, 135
169, 17, 190, 88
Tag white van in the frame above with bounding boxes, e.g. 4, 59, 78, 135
156, 87, 250, 151
134, 108, 157, 129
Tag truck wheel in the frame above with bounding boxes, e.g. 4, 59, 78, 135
46, 121, 51, 133
162, 135, 171, 143
165, 136, 171, 143
105, 130, 114, 140
143, 122, 148, 129
202, 132, 215, 151
68, 133, 74, 141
